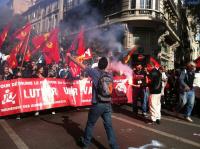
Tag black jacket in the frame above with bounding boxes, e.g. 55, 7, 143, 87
148, 68, 162, 94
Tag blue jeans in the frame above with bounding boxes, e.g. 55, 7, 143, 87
83, 103, 119, 149
177, 90, 195, 117
142, 88, 149, 113
132, 88, 149, 113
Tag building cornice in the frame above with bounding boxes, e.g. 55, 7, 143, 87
105, 9, 165, 24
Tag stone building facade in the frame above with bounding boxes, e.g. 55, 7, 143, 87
103, 0, 181, 69
7, 0, 37, 14
22, 0, 181, 69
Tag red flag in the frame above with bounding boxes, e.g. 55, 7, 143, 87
150, 56, 160, 69
32, 32, 50, 51
68, 48, 92, 77
82, 48, 92, 59
43, 53, 52, 64
76, 48, 92, 63
7, 53, 18, 68
20, 35, 30, 54
7, 41, 23, 68
0, 23, 10, 49
65, 27, 85, 77
24, 46, 31, 62
65, 27, 85, 63
77, 27, 85, 56
14, 23, 31, 41
12, 41, 23, 54
42, 28, 60, 64
65, 37, 77, 64
124, 47, 137, 64
69, 61, 81, 77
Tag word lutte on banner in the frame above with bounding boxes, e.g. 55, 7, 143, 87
0, 77, 132, 116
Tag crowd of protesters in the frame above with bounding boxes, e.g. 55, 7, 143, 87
0, 54, 200, 123
130, 61, 200, 124
0, 60, 78, 81
0, 53, 199, 149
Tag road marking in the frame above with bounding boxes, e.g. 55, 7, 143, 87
161, 116, 200, 128
160, 109, 200, 128
0, 120, 29, 149
112, 115, 200, 148
120, 105, 200, 128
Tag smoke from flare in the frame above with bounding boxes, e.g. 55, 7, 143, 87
110, 61, 133, 78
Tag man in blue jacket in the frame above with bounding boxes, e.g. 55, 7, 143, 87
67, 53, 119, 149
176, 62, 196, 122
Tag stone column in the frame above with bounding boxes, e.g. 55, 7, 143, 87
135, 0, 140, 15
58, 0, 64, 21
152, 0, 156, 16
40, 8, 44, 33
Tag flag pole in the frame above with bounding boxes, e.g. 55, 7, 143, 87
20, 31, 31, 73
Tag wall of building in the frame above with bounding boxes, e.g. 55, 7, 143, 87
24, 0, 64, 34
187, 10, 200, 60
119, 0, 180, 69
21, 0, 182, 69
8, 0, 36, 14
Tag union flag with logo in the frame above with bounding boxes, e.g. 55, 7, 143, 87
32, 32, 50, 53
42, 28, 60, 64
68, 48, 93, 77
76, 48, 92, 63
13, 23, 31, 41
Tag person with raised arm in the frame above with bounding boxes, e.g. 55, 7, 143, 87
67, 53, 119, 149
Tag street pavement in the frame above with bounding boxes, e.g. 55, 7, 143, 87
0, 105, 200, 149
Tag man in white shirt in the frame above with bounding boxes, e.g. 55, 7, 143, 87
159, 66, 168, 96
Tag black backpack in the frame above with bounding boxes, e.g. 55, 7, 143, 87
96, 71, 113, 102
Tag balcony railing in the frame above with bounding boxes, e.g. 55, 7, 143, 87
105, 9, 165, 22
105, 8, 180, 41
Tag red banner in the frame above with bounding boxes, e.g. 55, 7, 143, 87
0, 77, 132, 116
